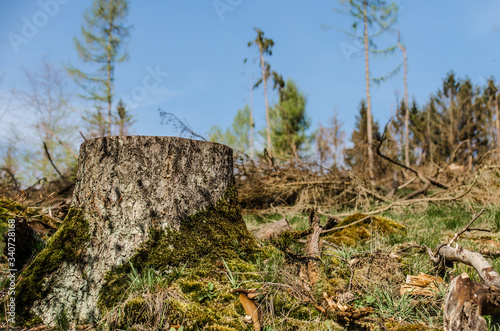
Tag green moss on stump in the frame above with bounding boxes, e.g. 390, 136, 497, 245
325, 213, 406, 246
15, 208, 89, 327
98, 185, 257, 311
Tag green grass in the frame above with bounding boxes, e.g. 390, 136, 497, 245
243, 202, 500, 328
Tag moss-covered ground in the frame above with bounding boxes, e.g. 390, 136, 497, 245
5, 192, 500, 330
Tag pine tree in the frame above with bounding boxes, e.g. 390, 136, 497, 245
455, 79, 489, 169
267, 79, 311, 160
116, 99, 135, 136
345, 100, 381, 172
208, 105, 252, 153
411, 73, 492, 167
483, 79, 500, 156
67, 0, 131, 137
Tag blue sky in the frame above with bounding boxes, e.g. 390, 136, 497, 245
1, 0, 500, 149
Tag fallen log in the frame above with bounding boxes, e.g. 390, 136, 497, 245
255, 217, 292, 240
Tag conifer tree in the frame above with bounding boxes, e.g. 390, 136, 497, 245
268, 79, 311, 160
345, 100, 381, 172
317, 109, 345, 168
116, 99, 134, 136
338, 0, 398, 179
208, 105, 252, 153
246, 28, 284, 158
67, 0, 131, 137
483, 79, 500, 156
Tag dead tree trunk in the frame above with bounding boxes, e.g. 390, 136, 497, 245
430, 245, 500, 330
16, 136, 255, 327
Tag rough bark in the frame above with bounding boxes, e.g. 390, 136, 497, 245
443, 273, 495, 331
432, 245, 500, 330
17, 136, 252, 327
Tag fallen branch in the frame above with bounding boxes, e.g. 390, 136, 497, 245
39, 124, 78, 159
43, 141, 63, 179
0, 167, 20, 190
425, 211, 500, 330
397, 176, 416, 190
330, 165, 485, 218
320, 216, 372, 235
432, 245, 500, 287
306, 210, 323, 288
448, 209, 484, 246
376, 123, 449, 197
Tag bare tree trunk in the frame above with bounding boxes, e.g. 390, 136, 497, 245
496, 93, 500, 158
259, 44, 272, 158
15, 136, 254, 327
107, 15, 113, 136
398, 31, 410, 168
250, 76, 254, 158
449, 91, 455, 153
364, 0, 374, 180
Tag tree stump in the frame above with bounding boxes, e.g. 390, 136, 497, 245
16, 136, 255, 327
430, 245, 500, 330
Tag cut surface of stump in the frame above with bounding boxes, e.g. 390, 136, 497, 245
15, 136, 255, 327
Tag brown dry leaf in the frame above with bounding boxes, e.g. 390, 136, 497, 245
239, 293, 261, 331
230, 289, 261, 331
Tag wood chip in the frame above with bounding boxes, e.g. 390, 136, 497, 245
400, 272, 445, 297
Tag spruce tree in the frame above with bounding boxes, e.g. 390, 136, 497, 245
67, 0, 131, 137
116, 99, 135, 136
345, 100, 381, 172
268, 79, 311, 160
208, 105, 252, 154
483, 79, 500, 155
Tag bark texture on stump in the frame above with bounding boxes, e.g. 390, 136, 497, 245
16, 136, 254, 327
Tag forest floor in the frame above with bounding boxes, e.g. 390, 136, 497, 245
2, 162, 500, 330
241, 202, 500, 330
